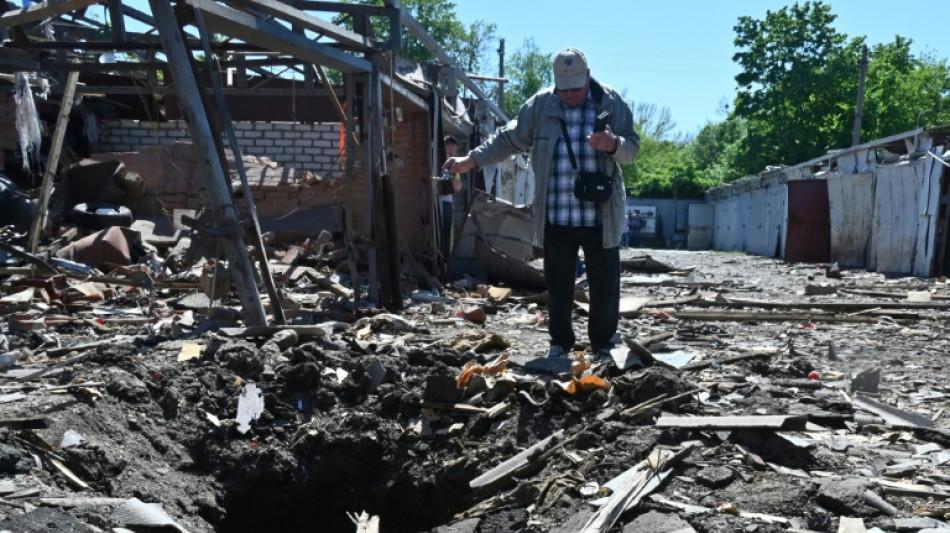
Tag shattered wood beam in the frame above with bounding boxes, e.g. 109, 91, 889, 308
0, 417, 51, 429
853, 394, 934, 428
670, 310, 880, 323
580, 447, 689, 533
193, 6, 285, 324
0, 0, 100, 28
384, 0, 508, 122
297, 1, 397, 17
695, 296, 950, 312
655, 415, 809, 431
28, 66, 79, 252
183, 0, 371, 74
64, 86, 335, 97
0, 48, 39, 71
223, 0, 372, 52
469, 430, 564, 491
680, 349, 778, 372
106, 0, 125, 41
121, 3, 153, 25
360, 66, 380, 305
150, 0, 267, 326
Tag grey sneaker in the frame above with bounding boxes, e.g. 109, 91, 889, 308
594, 347, 614, 362
547, 345, 568, 359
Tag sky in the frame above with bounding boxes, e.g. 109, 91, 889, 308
453, 1, 950, 136
115, 1, 947, 136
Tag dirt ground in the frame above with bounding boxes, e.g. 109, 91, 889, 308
3, 247, 950, 533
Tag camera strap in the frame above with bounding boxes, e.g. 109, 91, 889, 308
558, 118, 613, 177
557, 118, 580, 171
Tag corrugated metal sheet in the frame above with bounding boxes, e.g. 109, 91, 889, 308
786, 180, 830, 263
745, 188, 769, 255
744, 185, 785, 257
768, 184, 788, 258
713, 195, 741, 251
914, 156, 943, 276
870, 165, 918, 273
737, 191, 752, 251
827, 172, 874, 268
687, 204, 714, 249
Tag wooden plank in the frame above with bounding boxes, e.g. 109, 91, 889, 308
655, 415, 808, 431
0, 416, 51, 429
0, 0, 100, 28
151, 0, 267, 326
192, 7, 285, 325
671, 310, 879, 324
224, 0, 371, 51
28, 66, 80, 252
581, 447, 688, 533
184, 0, 370, 74
853, 394, 934, 428
48, 457, 91, 491
469, 430, 564, 490
680, 349, 777, 371
695, 296, 950, 311
219, 325, 329, 338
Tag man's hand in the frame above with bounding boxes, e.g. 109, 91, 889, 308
588, 124, 618, 153
443, 155, 477, 175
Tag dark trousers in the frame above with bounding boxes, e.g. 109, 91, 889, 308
439, 198, 454, 262
544, 224, 620, 352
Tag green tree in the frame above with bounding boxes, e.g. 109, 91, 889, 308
335, 0, 495, 75
630, 101, 677, 140
689, 117, 748, 185
731, 1, 851, 175
502, 38, 552, 117
861, 37, 950, 139
622, 136, 714, 200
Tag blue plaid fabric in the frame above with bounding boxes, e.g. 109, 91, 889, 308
547, 93, 601, 227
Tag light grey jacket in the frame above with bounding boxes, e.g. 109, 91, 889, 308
469, 78, 640, 248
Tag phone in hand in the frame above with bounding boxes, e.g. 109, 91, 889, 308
594, 111, 611, 132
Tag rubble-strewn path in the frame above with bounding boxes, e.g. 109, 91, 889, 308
3, 248, 950, 533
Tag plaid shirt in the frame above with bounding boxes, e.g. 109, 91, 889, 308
546, 93, 601, 227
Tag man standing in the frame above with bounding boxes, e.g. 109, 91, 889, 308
629, 209, 643, 248
444, 48, 639, 360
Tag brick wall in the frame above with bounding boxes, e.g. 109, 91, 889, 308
98, 119, 344, 177
91, 111, 437, 259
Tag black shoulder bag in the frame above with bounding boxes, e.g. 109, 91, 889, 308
558, 118, 615, 203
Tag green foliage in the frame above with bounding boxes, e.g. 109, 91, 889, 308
689, 118, 747, 184
731, 1, 851, 175
630, 102, 677, 141
728, 1, 950, 177
861, 38, 950, 138
336, 0, 495, 75
502, 38, 552, 117
622, 136, 715, 200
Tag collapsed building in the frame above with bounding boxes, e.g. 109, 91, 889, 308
4, 3, 950, 533
0, 0, 520, 318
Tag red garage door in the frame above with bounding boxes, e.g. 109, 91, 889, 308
786, 180, 830, 263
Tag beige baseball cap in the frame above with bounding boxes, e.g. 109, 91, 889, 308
553, 48, 589, 90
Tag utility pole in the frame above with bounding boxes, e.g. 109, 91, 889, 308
851, 44, 868, 147
497, 38, 505, 114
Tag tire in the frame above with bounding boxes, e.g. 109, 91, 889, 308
71, 202, 133, 230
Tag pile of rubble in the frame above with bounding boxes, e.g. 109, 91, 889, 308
2, 164, 950, 532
